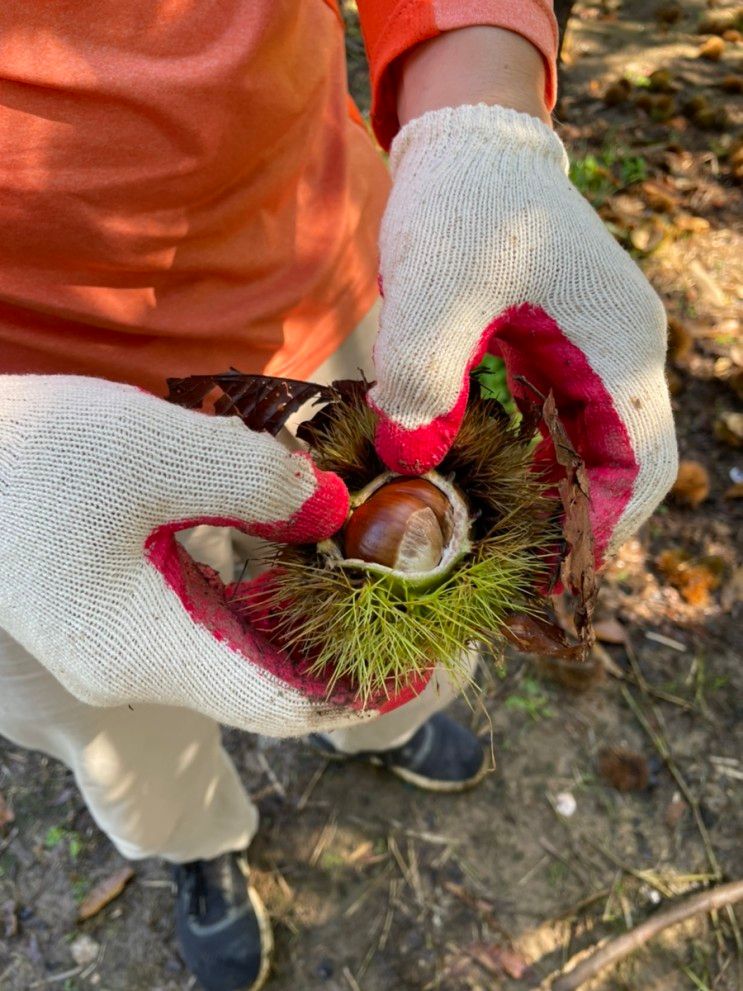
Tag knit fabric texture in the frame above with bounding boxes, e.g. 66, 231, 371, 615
0, 376, 382, 736
369, 104, 677, 559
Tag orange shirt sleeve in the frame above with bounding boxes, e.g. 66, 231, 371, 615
356, 0, 558, 150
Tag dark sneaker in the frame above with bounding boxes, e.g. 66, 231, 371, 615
174, 850, 272, 991
309, 713, 488, 792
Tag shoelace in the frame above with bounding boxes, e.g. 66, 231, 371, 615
181, 861, 210, 919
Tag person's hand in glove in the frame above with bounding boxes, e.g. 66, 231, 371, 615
369, 27, 678, 563
0, 376, 410, 735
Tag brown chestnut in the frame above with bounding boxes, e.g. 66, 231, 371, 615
343, 478, 451, 573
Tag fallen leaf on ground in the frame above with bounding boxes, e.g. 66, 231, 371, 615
0, 792, 14, 828
670, 460, 711, 507
468, 942, 528, 980
648, 68, 676, 92
698, 10, 739, 35
444, 882, 499, 923
641, 179, 678, 212
77, 866, 135, 921
673, 213, 710, 234
714, 412, 743, 448
599, 747, 650, 792
721, 74, 743, 94
656, 550, 724, 606
593, 617, 627, 644
664, 794, 687, 828
724, 482, 743, 500
698, 36, 726, 60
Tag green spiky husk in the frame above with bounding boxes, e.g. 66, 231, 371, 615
254, 391, 558, 703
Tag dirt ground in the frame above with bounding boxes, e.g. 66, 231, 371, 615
1, 2, 741, 989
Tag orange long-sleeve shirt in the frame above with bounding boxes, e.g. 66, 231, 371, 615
0, 1, 556, 394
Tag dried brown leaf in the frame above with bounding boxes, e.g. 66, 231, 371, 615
593, 617, 627, 645
667, 317, 695, 364
724, 482, 743, 500
670, 460, 710, 508
656, 550, 724, 607
165, 371, 333, 436
641, 179, 678, 213
598, 747, 650, 792
468, 942, 528, 980
77, 866, 135, 921
0, 792, 14, 829
541, 393, 597, 656
714, 412, 743, 449
502, 612, 584, 661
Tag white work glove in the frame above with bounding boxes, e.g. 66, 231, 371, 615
369, 105, 678, 562
0, 376, 403, 735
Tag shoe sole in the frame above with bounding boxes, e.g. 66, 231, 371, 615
315, 744, 493, 793
373, 754, 491, 792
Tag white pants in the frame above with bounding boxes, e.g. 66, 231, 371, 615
0, 303, 472, 864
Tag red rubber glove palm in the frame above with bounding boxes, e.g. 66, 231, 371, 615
369, 105, 678, 563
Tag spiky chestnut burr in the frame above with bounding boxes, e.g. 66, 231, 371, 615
256, 392, 557, 702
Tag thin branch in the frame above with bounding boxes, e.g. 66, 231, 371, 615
551, 879, 743, 991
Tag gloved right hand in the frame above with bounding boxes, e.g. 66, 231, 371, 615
0, 375, 406, 736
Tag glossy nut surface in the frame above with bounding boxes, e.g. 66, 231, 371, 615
343, 479, 450, 572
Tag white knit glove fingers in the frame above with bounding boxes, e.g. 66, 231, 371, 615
369, 106, 677, 561
0, 376, 380, 736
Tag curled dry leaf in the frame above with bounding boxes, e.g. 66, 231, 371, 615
165, 371, 333, 436
656, 549, 724, 607
78, 866, 135, 921
501, 612, 585, 662
593, 617, 627, 644
641, 179, 678, 213
468, 942, 529, 980
542, 393, 597, 656
670, 459, 710, 508
0, 791, 14, 828
599, 746, 650, 792
714, 412, 743, 449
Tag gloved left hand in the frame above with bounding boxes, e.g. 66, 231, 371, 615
369, 105, 678, 564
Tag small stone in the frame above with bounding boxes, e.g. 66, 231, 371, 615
554, 791, 577, 817
70, 933, 100, 967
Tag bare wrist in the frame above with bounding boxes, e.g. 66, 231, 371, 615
397, 26, 551, 128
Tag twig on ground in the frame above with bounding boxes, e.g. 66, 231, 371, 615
295, 759, 328, 811
620, 641, 742, 954
539, 836, 592, 886
550, 878, 743, 991
594, 642, 695, 712
0, 826, 18, 856
308, 810, 337, 867
255, 751, 286, 799
548, 887, 613, 922
342, 965, 363, 991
